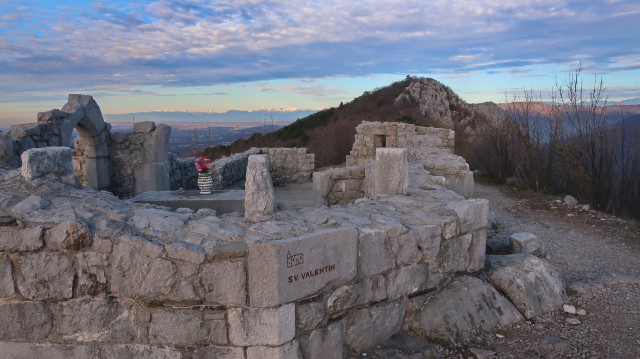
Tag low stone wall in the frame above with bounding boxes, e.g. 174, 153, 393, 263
211, 148, 261, 189
0, 157, 488, 358
313, 166, 365, 206
168, 154, 197, 191
260, 147, 314, 184
107, 122, 171, 198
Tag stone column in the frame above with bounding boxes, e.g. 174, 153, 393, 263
244, 155, 276, 221
374, 148, 408, 196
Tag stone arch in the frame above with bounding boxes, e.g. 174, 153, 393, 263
59, 94, 111, 189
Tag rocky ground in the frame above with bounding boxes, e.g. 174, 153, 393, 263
357, 181, 640, 359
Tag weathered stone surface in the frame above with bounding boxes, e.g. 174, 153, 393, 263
446, 199, 488, 234
45, 220, 92, 251
357, 228, 394, 277
485, 254, 567, 319
193, 346, 244, 359
346, 301, 405, 353
101, 344, 184, 359
245, 154, 276, 221
390, 230, 422, 265
228, 304, 295, 346
0, 342, 97, 359
111, 235, 177, 299
149, 309, 208, 346
21, 147, 73, 180
199, 260, 246, 305
374, 148, 408, 195
16, 252, 74, 300
564, 195, 579, 206
441, 233, 473, 273
0, 130, 13, 163
166, 242, 205, 264
510, 232, 545, 257
408, 276, 522, 341
76, 252, 109, 296
247, 339, 302, 359
0, 302, 52, 340
386, 264, 428, 300
327, 276, 387, 313
128, 208, 188, 233
133, 121, 157, 133
204, 242, 247, 260
188, 216, 244, 242
12, 195, 50, 213
303, 321, 345, 359
58, 298, 135, 342
0, 254, 15, 298
0, 226, 44, 251
296, 300, 326, 331
468, 229, 487, 271
248, 227, 358, 307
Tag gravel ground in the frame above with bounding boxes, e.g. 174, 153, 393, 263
356, 181, 640, 359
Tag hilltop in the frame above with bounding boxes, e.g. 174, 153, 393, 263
202, 77, 507, 168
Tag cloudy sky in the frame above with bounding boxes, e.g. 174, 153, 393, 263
1, 0, 639, 125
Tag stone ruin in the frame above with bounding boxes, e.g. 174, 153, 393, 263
0, 97, 568, 358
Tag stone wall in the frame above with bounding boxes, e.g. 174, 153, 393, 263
168, 154, 197, 191
211, 148, 262, 189
0, 158, 488, 358
260, 147, 315, 184
313, 166, 365, 206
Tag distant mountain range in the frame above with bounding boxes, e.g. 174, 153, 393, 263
104, 109, 316, 128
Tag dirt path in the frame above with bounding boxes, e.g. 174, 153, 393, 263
359, 182, 640, 359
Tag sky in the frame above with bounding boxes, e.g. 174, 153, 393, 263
1, 0, 639, 125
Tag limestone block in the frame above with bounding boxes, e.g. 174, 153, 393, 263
357, 228, 394, 277
148, 124, 171, 163
0, 226, 44, 251
326, 276, 386, 313
128, 208, 188, 233
0, 302, 52, 340
247, 339, 302, 359
0, 254, 15, 298
345, 301, 405, 353
45, 221, 92, 251
245, 154, 276, 221
166, 242, 205, 264
198, 260, 246, 305
485, 254, 567, 319
414, 224, 442, 263
313, 171, 332, 197
58, 298, 135, 342
111, 235, 177, 299
193, 346, 244, 359
133, 121, 157, 133
445, 171, 474, 198
248, 227, 358, 307
228, 304, 295, 346
386, 264, 428, 300
188, 217, 244, 242
16, 252, 74, 300
12, 194, 50, 213
446, 199, 488, 234
303, 321, 345, 359
76, 252, 109, 296
0, 130, 13, 163
441, 233, 472, 273
374, 148, 409, 195
408, 276, 523, 341
100, 344, 184, 359
149, 309, 208, 346
296, 300, 326, 331
207, 319, 228, 344
468, 229, 487, 272
135, 162, 171, 194
390, 230, 422, 265
0, 342, 97, 359
370, 214, 408, 237
510, 232, 545, 257
21, 146, 73, 180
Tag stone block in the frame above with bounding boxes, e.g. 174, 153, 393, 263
135, 163, 170, 194
510, 232, 545, 257
111, 235, 177, 299
357, 228, 394, 277
374, 148, 408, 195
445, 171, 474, 198
45, 221, 92, 251
446, 199, 488, 234
128, 208, 188, 234
0, 302, 52, 340
302, 321, 345, 359
0, 226, 44, 251
247, 339, 302, 359
245, 154, 276, 221
388, 263, 429, 299
0, 342, 97, 359
133, 121, 156, 133
390, 230, 422, 265
346, 301, 405, 353
0, 254, 15, 298
0, 130, 13, 163
16, 252, 74, 300
193, 346, 244, 359
208, 319, 228, 344
148, 124, 171, 163
248, 227, 358, 307
296, 300, 326, 331
21, 146, 73, 180
326, 276, 387, 313
76, 252, 109, 296
58, 298, 135, 342
468, 229, 487, 271
149, 309, 208, 346
199, 260, 246, 305
228, 304, 295, 346
100, 344, 184, 359
12, 194, 50, 213
166, 242, 205, 264
441, 233, 473, 273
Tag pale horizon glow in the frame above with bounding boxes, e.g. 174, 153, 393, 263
1, 0, 639, 126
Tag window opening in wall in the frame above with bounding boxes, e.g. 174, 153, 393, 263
374, 134, 386, 148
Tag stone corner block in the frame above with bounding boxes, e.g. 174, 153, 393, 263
357, 228, 394, 277
16, 252, 74, 300
228, 304, 295, 346
245, 154, 276, 221
374, 148, 408, 196
446, 199, 488, 234
248, 227, 358, 307
509, 232, 545, 257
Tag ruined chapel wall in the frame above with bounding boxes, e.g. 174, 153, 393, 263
260, 147, 315, 184
168, 154, 197, 190
313, 165, 365, 206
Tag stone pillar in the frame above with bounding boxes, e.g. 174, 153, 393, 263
244, 155, 276, 221
374, 148, 408, 196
